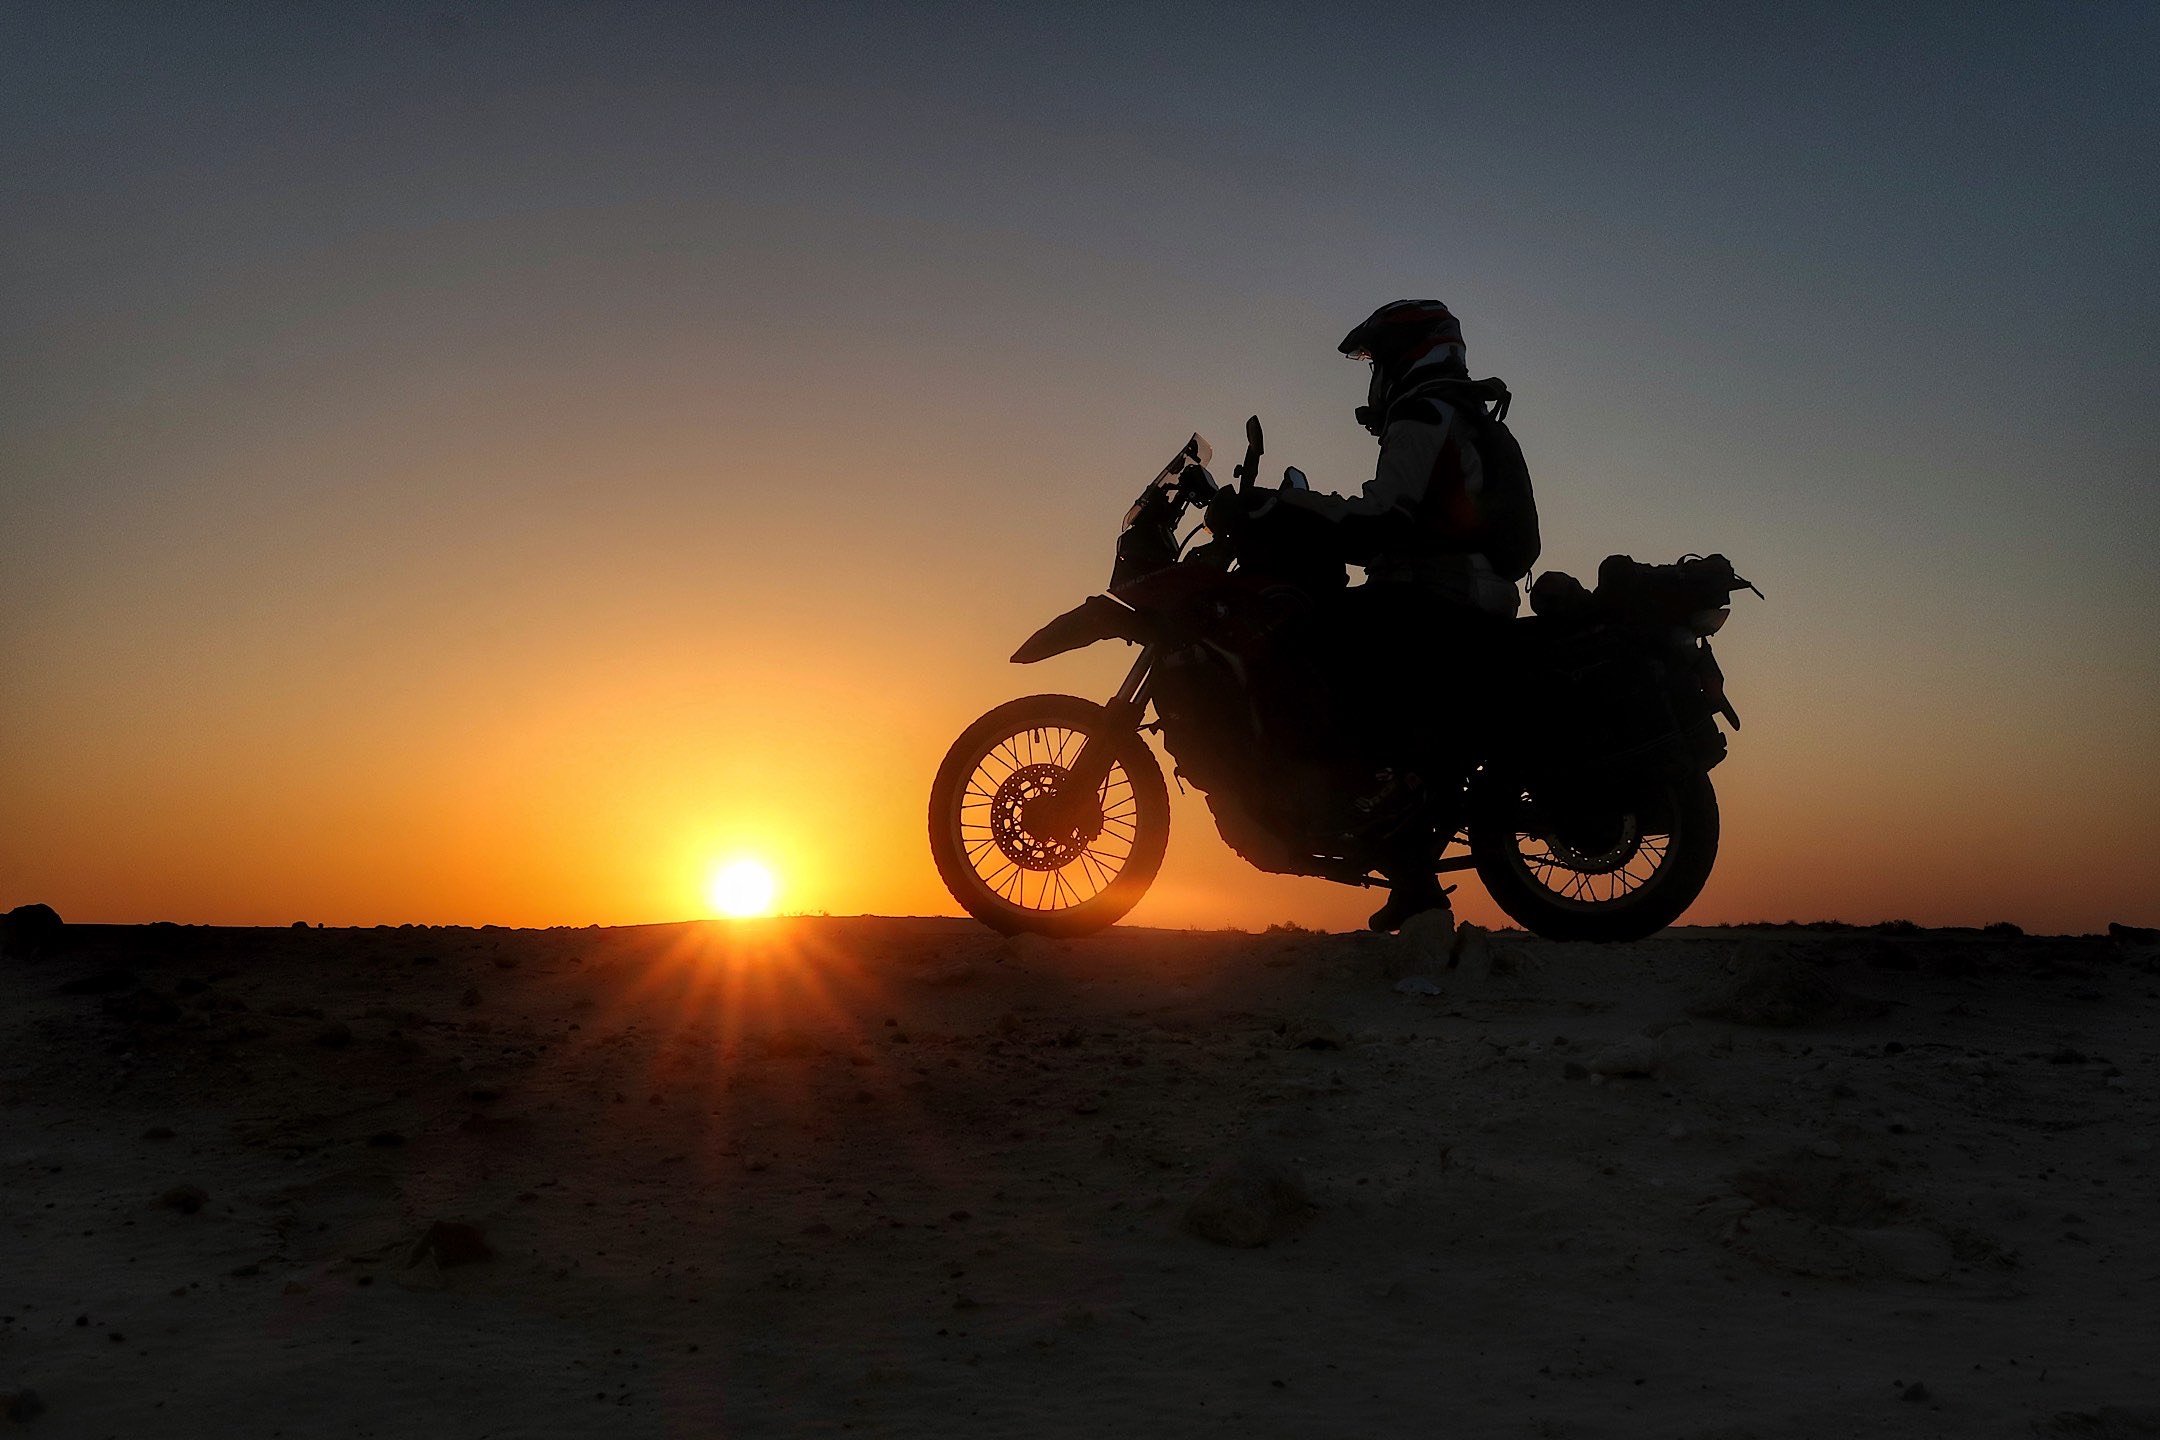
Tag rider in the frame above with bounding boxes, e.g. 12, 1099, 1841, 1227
1209, 299, 1538, 933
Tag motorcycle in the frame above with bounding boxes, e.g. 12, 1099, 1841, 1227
928, 417, 1757, 941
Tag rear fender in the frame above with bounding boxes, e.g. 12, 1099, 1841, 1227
1470, 765, 1684, 835
1012, 594, 1150, 664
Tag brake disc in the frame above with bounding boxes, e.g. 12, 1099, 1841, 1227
988, 764, 1098, 871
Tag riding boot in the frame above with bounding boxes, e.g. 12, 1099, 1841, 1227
1366, 818, 1453, 934
1368, 870, 1453, 934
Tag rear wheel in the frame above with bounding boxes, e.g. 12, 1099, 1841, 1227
1469, 770, 1720, 942
928, 695, 1170, 936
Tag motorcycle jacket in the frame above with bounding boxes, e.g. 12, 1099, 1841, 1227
1278, 358, 1527, 616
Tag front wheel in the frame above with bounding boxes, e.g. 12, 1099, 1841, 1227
1469, 770, 1720, 942
929, 694, 1171, 937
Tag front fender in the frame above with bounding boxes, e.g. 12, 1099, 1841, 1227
1011, 594, 1149, 664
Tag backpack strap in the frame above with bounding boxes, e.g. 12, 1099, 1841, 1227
1388, 374, 1511, 427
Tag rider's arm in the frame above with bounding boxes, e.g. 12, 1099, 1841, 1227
1278, 411, 1466, 562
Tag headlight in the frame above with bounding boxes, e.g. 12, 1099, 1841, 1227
1688, 607, 1730, 635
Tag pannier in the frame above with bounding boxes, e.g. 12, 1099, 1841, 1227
1529, 552, 1756, 628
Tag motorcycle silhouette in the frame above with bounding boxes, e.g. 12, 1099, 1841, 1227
929, 418, 1756, 941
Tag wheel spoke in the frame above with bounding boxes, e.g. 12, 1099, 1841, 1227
955, 724, 1153, 912
1503, 800, 1683, 910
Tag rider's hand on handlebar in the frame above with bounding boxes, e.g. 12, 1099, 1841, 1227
1204, 487, 1279, 537
1203, 488, 1251, 538
1176, 463, 1219, 503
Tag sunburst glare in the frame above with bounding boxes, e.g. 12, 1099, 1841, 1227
706, 857, 779, 919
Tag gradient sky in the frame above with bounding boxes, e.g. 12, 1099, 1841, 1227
4, 2, 2156, 933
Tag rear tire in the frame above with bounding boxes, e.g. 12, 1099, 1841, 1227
929, 695, 1170, 937
1469, 770, 1720, 942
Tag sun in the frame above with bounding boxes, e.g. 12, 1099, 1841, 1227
706, 858, 779, 919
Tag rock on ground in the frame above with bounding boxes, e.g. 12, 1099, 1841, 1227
1588, 1034, 1661, 1077
1184, 1156, 1314, 1248
0, 902, 63, 958
1384, 908, 1457, 979
407, 1220, 492, 1268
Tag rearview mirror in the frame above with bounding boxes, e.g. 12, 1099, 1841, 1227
1281, 466, 1308, 492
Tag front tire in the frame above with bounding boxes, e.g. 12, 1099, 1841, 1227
1469, 770, 1720, 942
929, 694, 1171, 937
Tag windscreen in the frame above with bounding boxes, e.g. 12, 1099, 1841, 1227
1120, 434, 1212, 532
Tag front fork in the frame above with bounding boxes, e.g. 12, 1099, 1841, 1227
1060, 646, 1153, 800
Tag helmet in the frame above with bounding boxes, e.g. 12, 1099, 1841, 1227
1338, 299, 1467, 436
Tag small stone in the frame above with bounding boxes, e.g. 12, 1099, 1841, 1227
3, 1387, 46, 1421
1185, 1156, 1314, 1248
314, 1021, 353, 1048
1810, 1140, 1843, 1159
458, 987, 481, 1008
157, 1184, 208, 1215
140, 1126, 176, 1141
1900, 1381, 1930, 1403
1280, 1018, 1346, 1051
1392, 975, 1443, 996
406, 1220, 492, 1269
1588, 1035, 1660, 1078
1450, 921, 1496, 977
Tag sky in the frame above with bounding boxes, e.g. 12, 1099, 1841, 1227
3, 1, 2156, 933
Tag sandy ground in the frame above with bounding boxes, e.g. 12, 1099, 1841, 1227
2, 915, 2157, 1438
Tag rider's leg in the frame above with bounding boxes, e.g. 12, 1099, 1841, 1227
1342, 588, 1483, 932
1369, 829, 1454, 933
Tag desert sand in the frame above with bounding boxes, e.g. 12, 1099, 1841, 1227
2, 913, 2156, 1438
